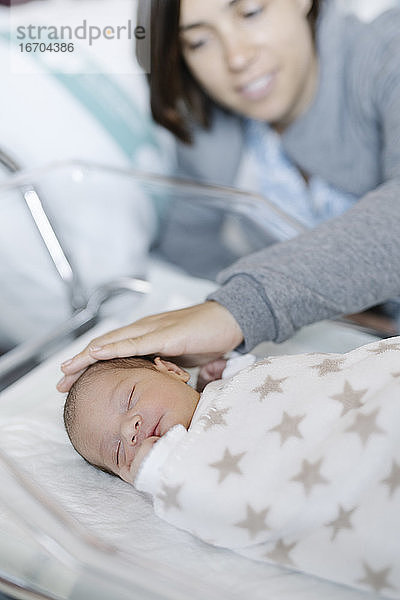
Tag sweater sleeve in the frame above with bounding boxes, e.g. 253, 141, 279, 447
208, 12, 400, 351
208, 186, 400, 350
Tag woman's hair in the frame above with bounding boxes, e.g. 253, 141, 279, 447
136, 0, 322, 144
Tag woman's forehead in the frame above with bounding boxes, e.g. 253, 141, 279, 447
180, 0, 242, 25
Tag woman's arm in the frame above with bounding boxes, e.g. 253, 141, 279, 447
208, 10, 400, 352
209, 179, 400, 351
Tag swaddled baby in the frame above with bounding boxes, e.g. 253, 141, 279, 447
64, 338, 400, 599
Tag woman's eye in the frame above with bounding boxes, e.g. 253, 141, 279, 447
239, 1, 265, 19
242, 7, 263, 19
190, 40, 206, 50
184, 38, 207, 51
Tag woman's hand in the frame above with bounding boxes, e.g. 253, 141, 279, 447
57, 301, 244, 392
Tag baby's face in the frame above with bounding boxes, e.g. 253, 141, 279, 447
74, 358, 200, 483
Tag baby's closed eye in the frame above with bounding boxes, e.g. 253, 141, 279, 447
116, 440, 122, 467
126, 386, 136, 411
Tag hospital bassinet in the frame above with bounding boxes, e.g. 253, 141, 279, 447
0, 161, 386, 600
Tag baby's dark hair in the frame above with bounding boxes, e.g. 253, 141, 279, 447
63, 356, 157, 475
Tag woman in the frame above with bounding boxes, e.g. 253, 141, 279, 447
58, 0, 400, 392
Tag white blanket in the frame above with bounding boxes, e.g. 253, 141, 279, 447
136, 336, 400, 598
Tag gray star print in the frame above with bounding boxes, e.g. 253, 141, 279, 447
327, 505, 357, 541
358, 562, 395, 593
291, 458, 329, 496
311, 357, 345, 377
346, 408, 385, 446
381, 461, 400, 497
252, 376, 287, 401
330, 380, 367, 416
157, 483, 182, 511
248, 358, 274, 371
235, 504, 271, 540
367, 341, 400, 355
209, 448, 246, 484
269, 412, 305, 445
265, 539, 297, 566
200, 407, 230, 431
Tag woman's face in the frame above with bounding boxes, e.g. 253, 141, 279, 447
179, 0, 318, 130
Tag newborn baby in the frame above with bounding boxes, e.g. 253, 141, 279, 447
64, 338, 400, 599
64, 356, 200, 483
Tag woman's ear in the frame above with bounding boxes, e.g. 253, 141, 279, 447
153, 357, 190, 382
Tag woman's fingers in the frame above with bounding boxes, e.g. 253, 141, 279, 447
60, 345, 103, 374
60, 325, 169, 378
58, 301, 244, 392
56, 368, 87, 393
60, 322, 155, 374
89, 331, 169, 360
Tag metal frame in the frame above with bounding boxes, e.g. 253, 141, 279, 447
0, 153, 152, 388
0, 149, 87, 312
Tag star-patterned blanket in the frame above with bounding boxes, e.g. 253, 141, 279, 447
135, 337, 400, 598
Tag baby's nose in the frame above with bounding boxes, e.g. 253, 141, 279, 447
122, 415, 142, 446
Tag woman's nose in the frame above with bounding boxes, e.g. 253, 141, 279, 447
223, 36, 256, 72
121, 414, 142, 446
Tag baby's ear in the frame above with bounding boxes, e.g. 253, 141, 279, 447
153, 357, 190, 383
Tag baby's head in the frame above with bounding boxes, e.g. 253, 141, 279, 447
64, 356, 200, 483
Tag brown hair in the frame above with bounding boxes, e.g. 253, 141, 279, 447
63, 356, 157, 476
136, 0, 322, 144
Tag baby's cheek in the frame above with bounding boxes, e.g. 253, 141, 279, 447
129, 436, 160, 484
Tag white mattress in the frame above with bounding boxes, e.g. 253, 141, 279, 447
0, 261, 379, 600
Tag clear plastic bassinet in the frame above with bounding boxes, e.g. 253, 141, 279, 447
0, 160, 384, 600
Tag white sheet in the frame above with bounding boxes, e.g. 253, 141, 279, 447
0, 261, 381, 600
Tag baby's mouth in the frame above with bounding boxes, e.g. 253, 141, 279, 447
150, 417, 161, 438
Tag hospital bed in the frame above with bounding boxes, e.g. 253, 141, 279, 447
0, 162, 386, 600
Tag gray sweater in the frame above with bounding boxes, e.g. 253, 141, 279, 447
161, 2, 400, 351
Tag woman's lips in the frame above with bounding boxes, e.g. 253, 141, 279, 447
237, 72, 276, 101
